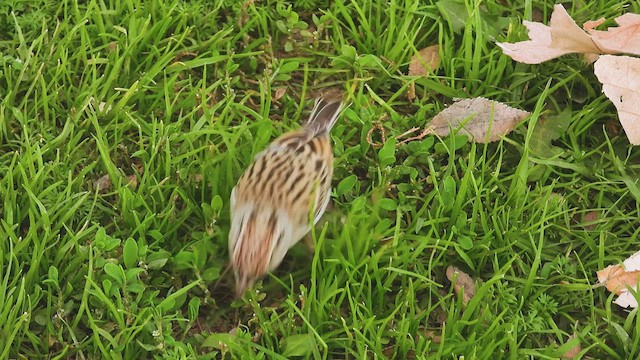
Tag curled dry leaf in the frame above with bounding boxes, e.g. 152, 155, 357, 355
594, 55, 640, 144
94, 174, 111, 192
446, 266, 475, 306
427, 97, 529, 143
424, 330, 442, 344
597, 250, 640, 308
126, 174, 138, 189
581, 211, 599, 231
409, 45, 440, 76
273, 87, 287, 102
408, 45, 440, 101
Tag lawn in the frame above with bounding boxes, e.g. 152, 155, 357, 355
1, 0, 640, 358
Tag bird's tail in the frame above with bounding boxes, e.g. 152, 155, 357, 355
305, 94, 344, 135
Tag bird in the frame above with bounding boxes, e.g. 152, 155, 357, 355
228, 93, 344, 297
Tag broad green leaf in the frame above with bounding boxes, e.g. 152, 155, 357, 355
122, 237, 139, 269
202, 333, 237, 349
103, 263, 125, 286
379, 198, 397, 211
378, 138, 397, 167
337, 175, 358, 196
281, 333, 315, 357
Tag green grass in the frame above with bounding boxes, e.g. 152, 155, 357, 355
2, 0, 640, 358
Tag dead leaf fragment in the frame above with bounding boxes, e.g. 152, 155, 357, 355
427, 97, 529, 143
446, 266, 475, 306
561, 332, 581, 359
126, 174, 138, 189
273, 87, 286, 102
597, 265, 640, 294
424, 329, 442, 344
94, 174, 111, 192
409, 45, 440, 76
581, 211, 599, 230
407, 83, 416, 101
594, 55, 640, 144
582, 18, 606, 32
597, 250, 640, 308
408, 45, 439, 100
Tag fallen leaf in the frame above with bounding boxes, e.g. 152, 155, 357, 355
582, 211, 599, 231
614, 291, 639, 308
498, 7, 640, 146
498, 5, 640, 64
273, 87, 286, 102
497, 4, 600, 64
126, 174, 138, 189
446, 266, 475, 306
408, 45, 440, 101
561, 332, 581, 359
427, 97, 530, 143
597, 250, 640, 308
597, 265, 640, 294
94, 174, 111, 192
594, 55, 640, 144
586, 13, 640, 55
409, 45, 440, 76
424, 330, 442, 344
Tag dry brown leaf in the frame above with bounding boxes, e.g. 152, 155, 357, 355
582, 211, 599, 231
427, 97, 529, 143
561, 332, 581, 359
594, 55, 640, 144
409, 45, 440, 76
597, 250, 640, 308
424, 330, 442, 344
407, 83, 417, 101
94, 174, 111, 192
407, 45, 440, 101
446, 266, 475, 306
126, 174, 138, 189
273, 87, 286, 102
497, 4, 600, 64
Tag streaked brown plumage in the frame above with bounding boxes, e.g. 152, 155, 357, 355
228, 95, 344, 297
